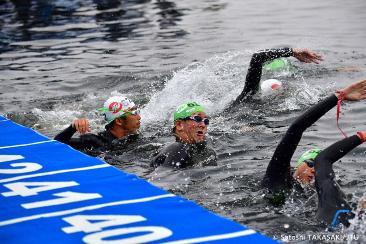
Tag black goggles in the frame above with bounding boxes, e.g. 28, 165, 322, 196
304, 159, 315, 168
184, 116, 210, 125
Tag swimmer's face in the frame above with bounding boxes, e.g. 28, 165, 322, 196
293, 162, 315, 186
175, 112, 208, 144
116, 108, 141, 134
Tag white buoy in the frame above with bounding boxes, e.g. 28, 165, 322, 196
260, 79, 282, 96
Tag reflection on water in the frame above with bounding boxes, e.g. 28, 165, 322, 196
1, 0, 366, 241
6, 0, 188, 41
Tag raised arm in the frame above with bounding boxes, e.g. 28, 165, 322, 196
234, 48, 322, 104
262, 79, 366, 195
262, 94, 338, 193
315, 133, 365, 227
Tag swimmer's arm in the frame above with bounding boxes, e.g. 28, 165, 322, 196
235, 48, 293, 103
262, 95, 339, 192
54, 125, 77, 145
315, 135, 364, 180
314, 80, 366, 177
54, 122, 91, 149
314, 135, 362, 226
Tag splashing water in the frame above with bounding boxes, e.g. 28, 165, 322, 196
141, 51, 248, 124
141, 51, 326, 128
345, 193, 366, 243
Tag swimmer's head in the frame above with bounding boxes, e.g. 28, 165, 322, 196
263, 58, 290, 72
293, 148, 322, 186
99, 96, 141, 134
173, 102, 208, 144
173, 102, 205, 121
100, 96, 137, 123
260, 79, 283, 96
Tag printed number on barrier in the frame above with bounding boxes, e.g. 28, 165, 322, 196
0, 154, 102, 209
2, 181, 79, 197
62, 215, 172, 243
0, 155, 42, 174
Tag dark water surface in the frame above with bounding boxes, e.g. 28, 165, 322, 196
1, 0, 366, 242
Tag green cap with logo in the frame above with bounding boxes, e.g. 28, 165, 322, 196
296, 148, 322, 167
264, 58, 290, 72
173, 102, 204, 121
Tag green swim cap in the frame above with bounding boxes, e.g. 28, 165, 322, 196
296, 148, 322, 167
264, 58, 289, 71
173, 102, 204, 121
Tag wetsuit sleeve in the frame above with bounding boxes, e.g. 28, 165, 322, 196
54, 125, 77, 145
234, 48, 293, 104
54, 125, 101, 150
151, 142, 189, 168
315, 135, 362, 227
262, 94, 339, 193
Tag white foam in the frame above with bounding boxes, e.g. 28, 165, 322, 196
141, 51, 247, 124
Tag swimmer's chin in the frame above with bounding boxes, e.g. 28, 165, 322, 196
296, 177, 315, 188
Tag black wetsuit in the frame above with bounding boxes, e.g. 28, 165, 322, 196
54, 125, 141, 156
152, 48, 293, 169
315, 135, 362, 227
152, 48, 293, 168
262, 95, 340, 194
261, 94, 343, 208
261, 93, 363, 227
234, 47, 293, 104
151, 140, 217, 168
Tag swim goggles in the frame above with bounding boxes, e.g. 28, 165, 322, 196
304, 159, 315, 168
124, 109, 140, 116
98, 107, 139, 119
183, 116, 209, 125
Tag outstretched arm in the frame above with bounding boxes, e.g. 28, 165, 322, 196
262, 94, 338, 193
315, 133, 365, 226
262, 79, 366, 194
316, 134, 364, 180
234, 48, 322, 104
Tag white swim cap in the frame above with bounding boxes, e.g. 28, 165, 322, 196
99, 96, 136, 123
260, 79, 282, 96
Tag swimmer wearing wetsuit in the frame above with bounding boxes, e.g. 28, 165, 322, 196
151, 102, 217, 168
151, 48, 321, 168
54, 96, 141, 154
234, 47, 322, 104
261, 79, 366, 223
314, 132, 366, 227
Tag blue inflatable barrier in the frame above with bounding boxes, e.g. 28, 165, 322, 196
0, 116, 278, 243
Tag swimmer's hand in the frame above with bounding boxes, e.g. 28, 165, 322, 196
292, 48, 323, 64
72, 118, 91, 135
356, 131, 366, 143
336, 79, 366, 101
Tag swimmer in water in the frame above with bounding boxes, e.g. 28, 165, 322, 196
151, 102, 217, 168
233, 47, 323, 105
54, 96, 141, 154
314, 128, 366, 228
151, 48, 321, 168
261, 79, 366, 227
